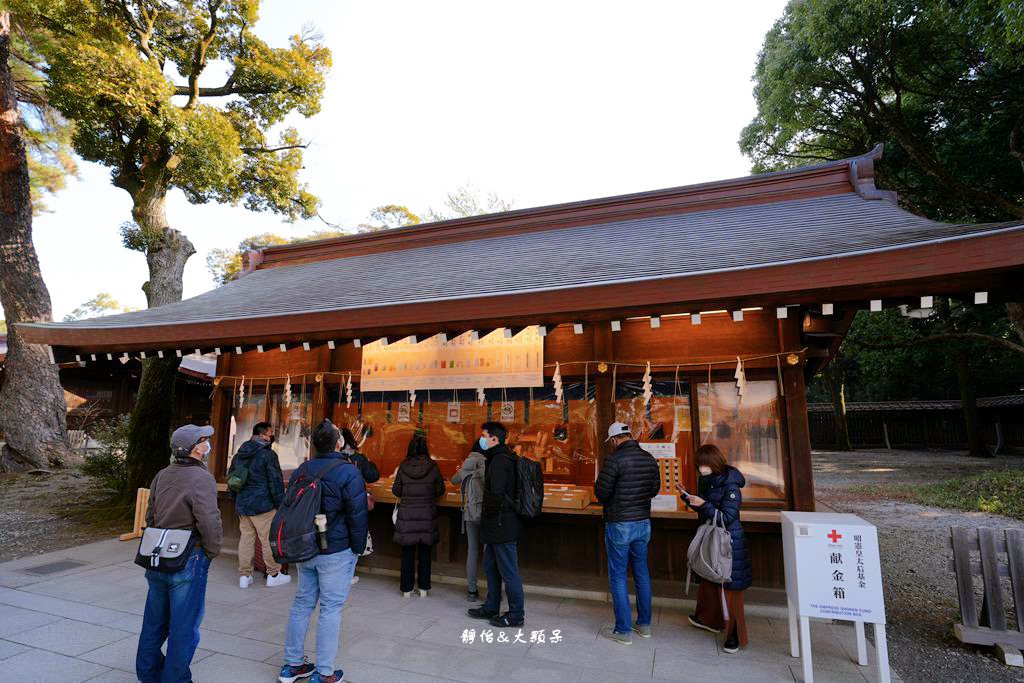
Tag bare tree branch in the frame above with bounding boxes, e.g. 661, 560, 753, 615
241, 143, 308, 154
184, 0, 224, 110
849, 332, 1024, 355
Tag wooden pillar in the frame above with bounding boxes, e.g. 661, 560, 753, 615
209, 387, 232, 481
783, 362, 815, 511
594, 324, 614, 472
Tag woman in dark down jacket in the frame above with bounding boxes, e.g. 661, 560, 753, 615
392, 434, 445, 597
677, 443, 752, 654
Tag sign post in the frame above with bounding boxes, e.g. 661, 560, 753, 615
781, 512, 890, 683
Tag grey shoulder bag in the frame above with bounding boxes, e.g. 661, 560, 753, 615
134, 527, 198, 573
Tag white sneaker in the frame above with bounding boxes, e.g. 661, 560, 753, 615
418, 589, 428, 597
401, 590, 413, 598
350, 575, 360, 585
239, 575, 253, 589
266, 572, 292, 588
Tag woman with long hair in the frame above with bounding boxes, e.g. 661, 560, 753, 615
392, 433, 445, 597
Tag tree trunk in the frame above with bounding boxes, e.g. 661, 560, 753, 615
824, 363, 853, 451
122, 188, 196, 494
955, 349, 990, 457
1007, 303, 1024, 346
0, 11, 67, 472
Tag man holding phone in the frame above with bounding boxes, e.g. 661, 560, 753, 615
594, 422, 662, 645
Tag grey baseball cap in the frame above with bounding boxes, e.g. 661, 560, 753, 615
170, 424, 215, 452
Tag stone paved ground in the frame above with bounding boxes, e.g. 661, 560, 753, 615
0, 538, 897, 683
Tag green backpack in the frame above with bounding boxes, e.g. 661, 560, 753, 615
226, 456, 251, 494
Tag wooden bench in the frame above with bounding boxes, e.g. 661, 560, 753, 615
949, 526, 1024, 666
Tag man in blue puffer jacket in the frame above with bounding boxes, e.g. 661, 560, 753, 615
231, 422, 288, 589
279, 420, 368, 683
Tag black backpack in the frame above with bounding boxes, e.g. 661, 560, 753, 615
269, 460, 343, 564
513, 455, 544, 519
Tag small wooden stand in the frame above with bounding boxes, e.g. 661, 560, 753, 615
119, 488, 151, 541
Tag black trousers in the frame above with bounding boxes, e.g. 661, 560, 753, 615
400, 543, 433, 592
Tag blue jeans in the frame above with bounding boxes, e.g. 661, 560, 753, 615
605, 519, 652, 634
136, 547, 211, 683
483, 542, 524, 620
284, 550, 358, 676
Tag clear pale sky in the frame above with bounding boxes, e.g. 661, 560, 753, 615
25, 0, 790, 321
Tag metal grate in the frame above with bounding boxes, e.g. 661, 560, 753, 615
21, 560, 89, 576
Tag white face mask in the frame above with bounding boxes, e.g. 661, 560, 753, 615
698, 466, 713, 476
194, 440, 211, 464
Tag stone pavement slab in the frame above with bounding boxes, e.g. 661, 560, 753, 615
0, 538, 901, 682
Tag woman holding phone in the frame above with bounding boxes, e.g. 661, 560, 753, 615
675, 443, 751, 654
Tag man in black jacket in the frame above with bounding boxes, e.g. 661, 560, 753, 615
594, 422, 661, 645
230, 422, 289, 589
468, 421, 524, 627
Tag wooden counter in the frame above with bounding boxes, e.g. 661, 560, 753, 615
367, 477, 782, 523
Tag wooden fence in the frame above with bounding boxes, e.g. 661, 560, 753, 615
808, 396, 1024, 451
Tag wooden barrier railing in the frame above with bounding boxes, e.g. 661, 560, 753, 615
119, 488, 151, 541
949, 526, 1024, 666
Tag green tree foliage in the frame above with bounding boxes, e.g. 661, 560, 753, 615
6, 16, 78, 214
62, 292, 139, 321
206, 232, 290, 285
356, 204, 421, 233
741, 0, 1024, 222
8, 0, 331, 494
423, 183, 516, 222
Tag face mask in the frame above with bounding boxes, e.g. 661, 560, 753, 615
479, 436, 490, 451
195, 440, 211, 464
698, 466, 712, 476
342, 445, 355, 455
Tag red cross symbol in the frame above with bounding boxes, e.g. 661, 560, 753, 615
827, 529, 842, 543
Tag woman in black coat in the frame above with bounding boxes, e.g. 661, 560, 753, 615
677, 443, 752, 654
392, 434, 445, 597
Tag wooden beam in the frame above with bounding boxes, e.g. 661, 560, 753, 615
594, 324, 614, 474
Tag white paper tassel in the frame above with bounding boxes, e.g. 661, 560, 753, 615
553, 362, 564, 405
734, 357, 747, 404
284, 374, 292, 407
409, 389, 416, 407
345, 373, 353, 408
239, 375, 246, 408
477, 387, 486, 406
642, 362, 653, 407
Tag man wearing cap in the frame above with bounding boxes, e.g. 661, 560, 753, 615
594, 422, 662, 645
136, 424, 223, 683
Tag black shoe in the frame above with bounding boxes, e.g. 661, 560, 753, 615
468, 607, 498, 620
722, 631, 740, 654
488, 613, 524, 628
466, 591, 479, 602
687, 614, 720, 633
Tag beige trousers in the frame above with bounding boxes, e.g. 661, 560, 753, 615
238, 509, 281, 575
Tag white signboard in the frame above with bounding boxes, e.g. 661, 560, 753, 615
782, 511, 890, 683
651, 494, 678, 511
639, 442, 676, 459
782, 512, 885, 623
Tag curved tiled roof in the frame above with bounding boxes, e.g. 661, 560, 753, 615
25, 193, 1016, 330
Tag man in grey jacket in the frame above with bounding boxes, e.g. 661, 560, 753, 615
136, 424, 223, 683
